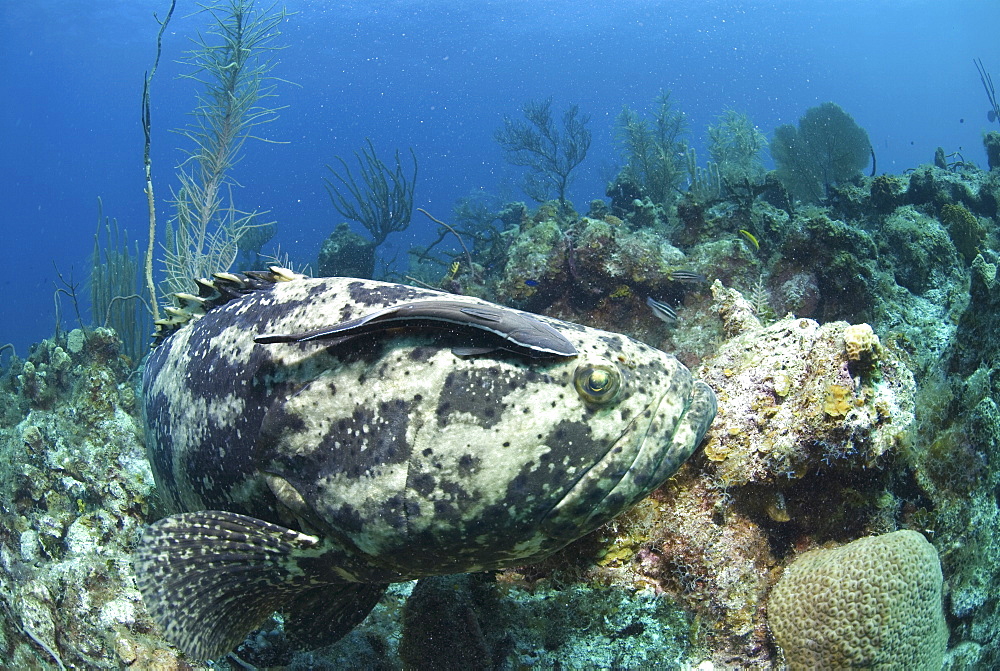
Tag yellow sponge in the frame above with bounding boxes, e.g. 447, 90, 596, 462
767, 530, 947, 670
843, 322, 881, 362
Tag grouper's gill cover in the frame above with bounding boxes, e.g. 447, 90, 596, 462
136, 275, 717, 660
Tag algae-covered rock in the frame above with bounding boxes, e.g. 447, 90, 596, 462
881, 205, 960, 293
317, 221, 376, 278
400, 573, 691, 670
906, 164, 997, 216
779, 212, 879, 323
495, 213, 696, 340
984, 130, 1000, 171
699, 306, 913, 487
940, 202, 987, 264
496, 217, 567, 303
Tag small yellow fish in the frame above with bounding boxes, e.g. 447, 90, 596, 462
443, 261, 460, 282
739, 229, 760, 252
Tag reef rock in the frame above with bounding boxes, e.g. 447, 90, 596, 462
0, 329, 192, 669
699, 286, 914, 487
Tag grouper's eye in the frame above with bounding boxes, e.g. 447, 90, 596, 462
574, 363, 623, 405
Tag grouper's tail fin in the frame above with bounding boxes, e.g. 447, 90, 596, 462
133, 511, 385, 660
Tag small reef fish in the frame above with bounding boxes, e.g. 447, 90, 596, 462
646, 296, 679, 323
442, 260, 460, 283
738, 229, 760, 252
666, 268, 707, 284
135, 270, 716, 659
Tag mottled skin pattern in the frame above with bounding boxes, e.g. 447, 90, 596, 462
143, 277, 716, 583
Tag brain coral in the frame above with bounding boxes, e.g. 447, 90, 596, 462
767, 530, 948, 670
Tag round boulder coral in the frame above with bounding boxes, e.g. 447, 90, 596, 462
767, 530, 948, 670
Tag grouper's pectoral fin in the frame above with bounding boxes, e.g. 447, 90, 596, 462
133, 511, 384, 660
282, 581, 388, 649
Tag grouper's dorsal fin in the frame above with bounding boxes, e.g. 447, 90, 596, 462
133, 510, 326, 660
152, 266, 306, 345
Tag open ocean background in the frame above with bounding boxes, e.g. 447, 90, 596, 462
1, 0, 998, 356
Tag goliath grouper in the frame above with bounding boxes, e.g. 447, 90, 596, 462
135, 269, 717, 659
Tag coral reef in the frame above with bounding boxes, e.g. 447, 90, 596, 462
395, 572, 692, 669
0, 329, 188, 669
317, 221, 377, 278
453, 149, 999, 666
493, 211, 697, 345
14, 91, 1000, 668
768, 530, 948, 670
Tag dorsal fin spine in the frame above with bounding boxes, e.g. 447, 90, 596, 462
152, 267, 309, 346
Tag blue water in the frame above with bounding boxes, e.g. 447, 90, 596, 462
1, 0, 997, 356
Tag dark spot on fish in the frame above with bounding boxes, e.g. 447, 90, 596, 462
305, 282, 328, 298
509, 471, 531, 497
266, 400, 412, 491
458, 454, 479, 476
436, 366, 529, 429
410, 472, 436, 496
409, 346, 435, 362
318, 502, 364, 534
379, 494, 407, 530
434, 499, 457, 518
599, 334, 624, 352
406, 499, 421, 519
348, 280, 436, 307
